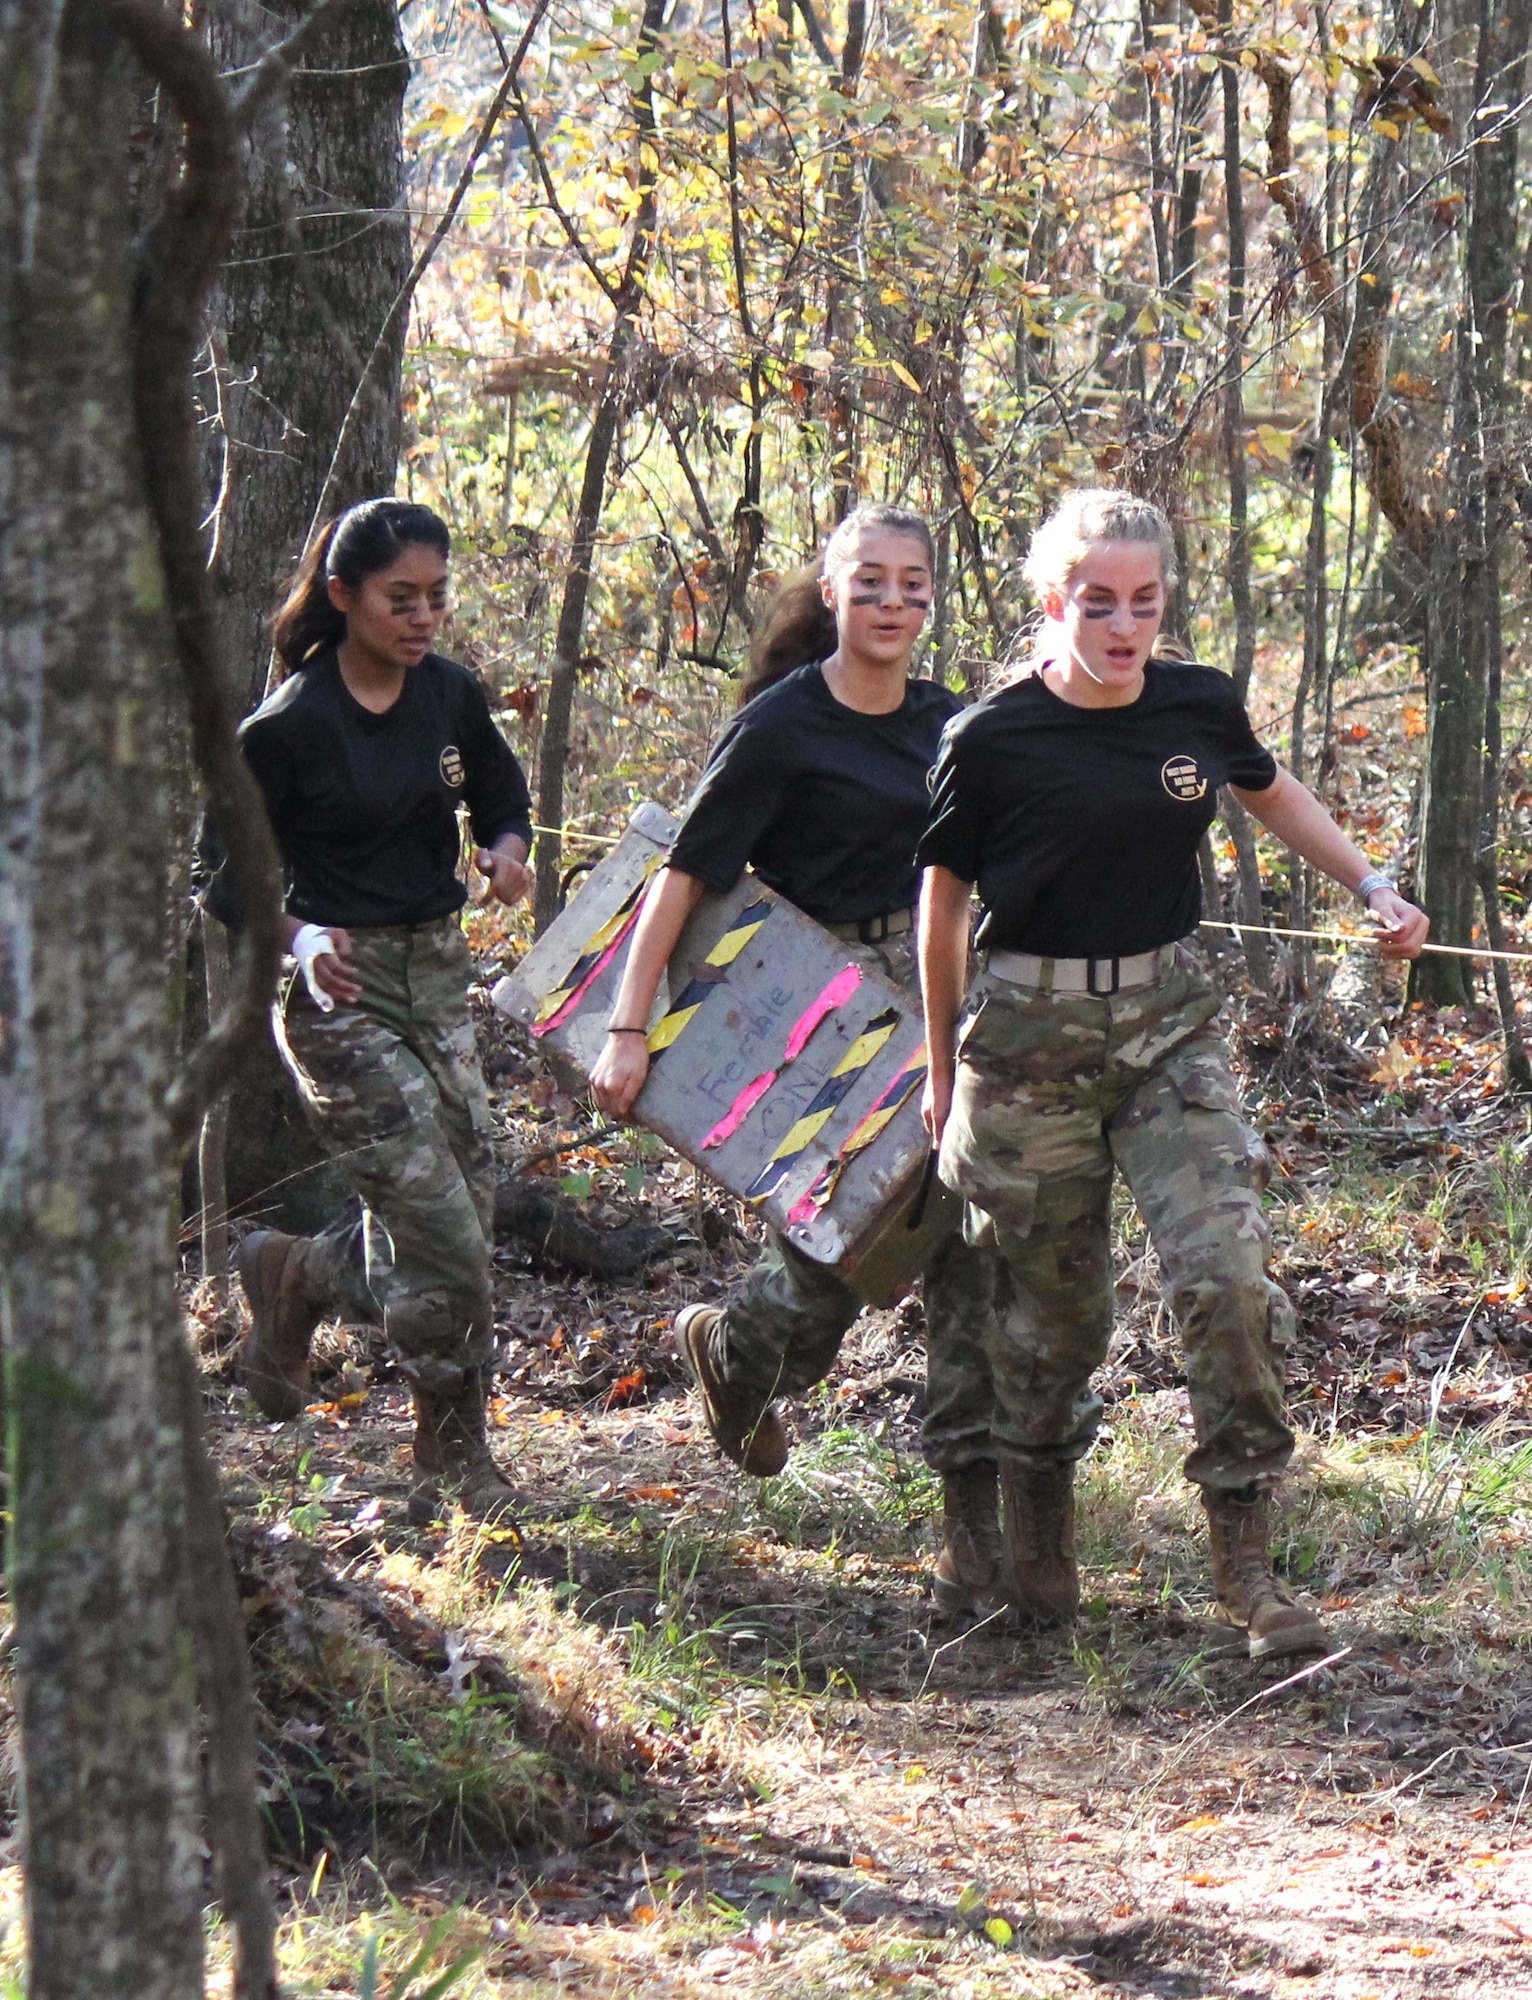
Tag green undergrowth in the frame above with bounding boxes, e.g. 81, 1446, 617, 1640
195, 1873, 1093, 1999
1267, 1132, 1532, 1288
233, 1516, 669, 1864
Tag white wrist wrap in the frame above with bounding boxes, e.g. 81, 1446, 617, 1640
292, 923, 339, 1013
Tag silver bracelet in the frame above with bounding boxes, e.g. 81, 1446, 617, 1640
1355, 872, 1393, 904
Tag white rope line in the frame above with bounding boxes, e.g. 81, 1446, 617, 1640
1200, 918, 1532, 966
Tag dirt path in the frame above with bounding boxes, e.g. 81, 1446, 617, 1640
211, 1348, 1532, 1999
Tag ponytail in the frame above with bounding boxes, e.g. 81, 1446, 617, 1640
270, 498, 452, 682
737, 566, 836, 707
271, 521, 345, 681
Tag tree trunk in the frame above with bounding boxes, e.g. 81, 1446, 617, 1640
825, 0, 867, 523
0, 8, 205, 1993
1216, 17, 1272, 994
532, 0, 668, 933
203, 0, 411, 710
1414, 0, 1532, 1003
200, 0, 410, 1227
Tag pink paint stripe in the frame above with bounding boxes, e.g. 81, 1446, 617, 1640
699, 963, 863, 1151
786, 1184, 825, 1227
530, 913, 640, 1037
699, 1070, 777, 1149
782, 962, 862, 1060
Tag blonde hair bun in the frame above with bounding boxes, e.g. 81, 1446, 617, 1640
1022, 488, 1178, 601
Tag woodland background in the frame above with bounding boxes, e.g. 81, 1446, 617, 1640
8, 0, 1532, 1997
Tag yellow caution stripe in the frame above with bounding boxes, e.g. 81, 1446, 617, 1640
786, 1042, 929, 1223
647, 897, 773, 1057
745, 1008, 900, 1202
532, 856, 663, 1034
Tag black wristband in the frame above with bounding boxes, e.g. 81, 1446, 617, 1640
607, 1025, 648, 1036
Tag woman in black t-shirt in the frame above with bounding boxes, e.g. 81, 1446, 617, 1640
918, 487, 1427, 1659
231, 499, 533, 1523
593, 507, 1003, 1619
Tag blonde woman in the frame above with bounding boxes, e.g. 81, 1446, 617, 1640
918, 488, 1427, 1657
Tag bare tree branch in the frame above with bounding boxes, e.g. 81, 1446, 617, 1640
306, 0, 554, 544
508, 71, 623, 308
92, 0, 286, 1158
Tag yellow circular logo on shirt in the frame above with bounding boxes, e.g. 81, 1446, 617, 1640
439, 746, 465, 788
1161, 755, 1208, 801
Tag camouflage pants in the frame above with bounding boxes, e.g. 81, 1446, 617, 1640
715, 927, 998, 1472
938, 947, 1294, 1493
275, 918, 497, 1390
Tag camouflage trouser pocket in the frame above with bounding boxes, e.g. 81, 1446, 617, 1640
1157, 1038, 1274, 1196
938, 1056, 1040, 1255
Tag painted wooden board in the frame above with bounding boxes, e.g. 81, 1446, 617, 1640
490, 801, 956, 1304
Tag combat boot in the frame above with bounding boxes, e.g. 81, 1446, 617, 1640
1001, 1456, 1081, 1628
408, 1368, 519, 1526
237, 1229, 328, 1420
675, 1304, 788, 1476
1203, 1486, 1331, 1660
933, 1461, 1007, 1619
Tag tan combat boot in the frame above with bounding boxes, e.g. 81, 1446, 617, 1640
1001, 1457, 1081, 1628
675, 1304, 789, 1476
933, 1461, 1007, 1620
1203, 1486, 1331, 1661
237, 1229, 328, 1420
408, 1368, 519, 1526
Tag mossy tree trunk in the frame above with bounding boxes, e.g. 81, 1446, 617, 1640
199, 0, 410, 1230
0, 5, 205, 1993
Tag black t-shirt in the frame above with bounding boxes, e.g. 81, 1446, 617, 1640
668, 662, 963, 926
918, 659, 1277, 956
236, 650, 533, 928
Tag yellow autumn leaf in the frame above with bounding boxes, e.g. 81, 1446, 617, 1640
1133, 305, 1157, 335
888, 360, 923, 393
1370, 1039, 1416, 1088
1256, 423, 1294, 462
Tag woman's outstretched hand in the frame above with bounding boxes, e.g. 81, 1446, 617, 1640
1366, 886, 1430, 959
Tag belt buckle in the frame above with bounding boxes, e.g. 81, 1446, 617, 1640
1087, 956, 1120, 996
859, 914, 887, 943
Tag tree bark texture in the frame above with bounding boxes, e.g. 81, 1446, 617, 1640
200, 0, 409, 1226
203, 0, 410, 711
0, 8, 205, 1995
1414, 0, 1532, 1003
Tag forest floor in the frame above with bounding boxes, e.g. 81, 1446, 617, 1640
19, 945, 1532, 1999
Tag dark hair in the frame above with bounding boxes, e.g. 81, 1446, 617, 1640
271, 499, 452, 679
736, 504, 936, 708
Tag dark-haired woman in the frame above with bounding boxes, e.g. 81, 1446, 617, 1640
229, 499, 532, 1522
592, 506, 1002, 1616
